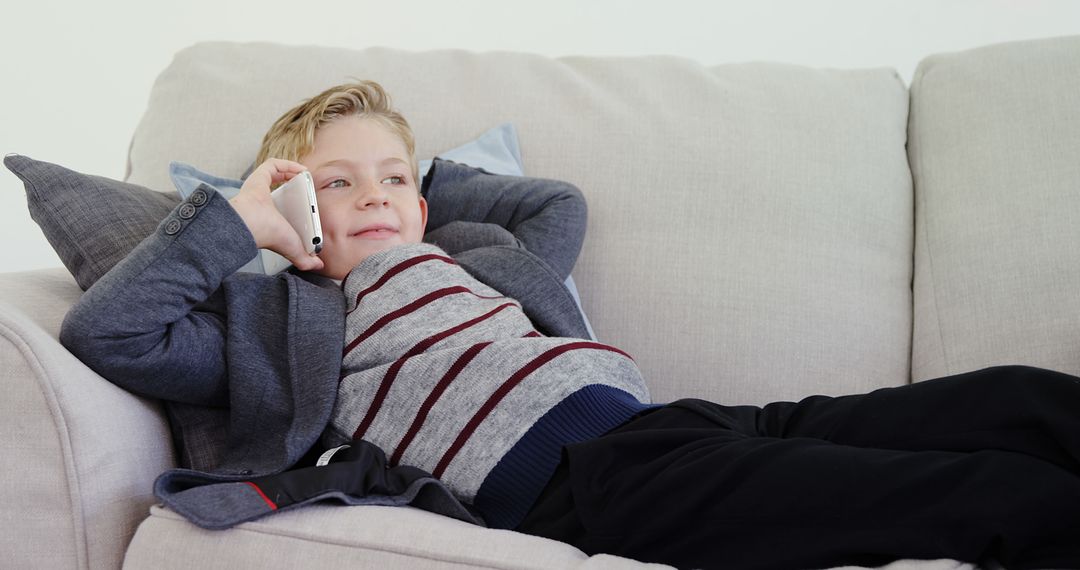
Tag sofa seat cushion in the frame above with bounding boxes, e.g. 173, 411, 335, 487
125, 504, 978, 570
124, 504, 674, 569
126, 505, 980, 565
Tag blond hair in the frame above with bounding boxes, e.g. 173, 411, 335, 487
256, 80, 418, 183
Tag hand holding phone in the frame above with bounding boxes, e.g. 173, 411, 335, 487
229, 159, 324, 273
261, 171, 323, 274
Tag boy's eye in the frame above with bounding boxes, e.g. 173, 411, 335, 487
381, 175, 405, 185
326, 179, 348, 189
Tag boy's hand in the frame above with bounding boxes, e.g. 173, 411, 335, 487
229, 158, 324, 273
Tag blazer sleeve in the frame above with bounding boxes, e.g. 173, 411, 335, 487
60, 187, 257, 407
420, 158, 588, 281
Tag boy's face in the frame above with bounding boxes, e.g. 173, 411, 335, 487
300, 115, 428, 280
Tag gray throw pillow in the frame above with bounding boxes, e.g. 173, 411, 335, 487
4, 154, 180, 290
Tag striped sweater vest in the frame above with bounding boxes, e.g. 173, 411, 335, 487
324, 243, 654, 528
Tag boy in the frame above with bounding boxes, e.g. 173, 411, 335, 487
62, 82, 1080, 569
233, 82, 652, 528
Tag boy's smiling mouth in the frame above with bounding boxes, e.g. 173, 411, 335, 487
352, 223, 399, 239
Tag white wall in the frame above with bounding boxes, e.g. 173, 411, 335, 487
2, 0, 1078, 272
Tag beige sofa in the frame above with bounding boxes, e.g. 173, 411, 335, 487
2, 36, 1079, 569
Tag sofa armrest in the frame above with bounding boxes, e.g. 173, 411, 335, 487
0, 269, 176, 569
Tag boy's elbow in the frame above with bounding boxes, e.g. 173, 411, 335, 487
60, 302, 229, 406
558, 180, 586, 208
60, 300, 148, 382
560, 182, 588, 237
549, 180, 587, 228
60, 302, 115, 374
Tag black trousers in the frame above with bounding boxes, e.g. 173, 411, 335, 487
516, 365, 1080, 570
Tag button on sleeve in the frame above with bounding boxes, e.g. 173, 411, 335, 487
190, 188, 209, 207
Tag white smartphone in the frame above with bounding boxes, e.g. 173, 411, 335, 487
260, 171, 323, 274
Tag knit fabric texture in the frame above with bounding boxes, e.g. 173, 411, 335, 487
326, 243, 652, 526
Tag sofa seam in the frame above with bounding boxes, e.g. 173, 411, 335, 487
0, 307, 89, 570
908, 59, 951, 380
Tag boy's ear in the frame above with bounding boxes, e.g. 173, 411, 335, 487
418, 196, 429, 232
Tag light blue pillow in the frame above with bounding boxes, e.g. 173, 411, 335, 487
417, 122, 524, 178
170, 123, 596, 340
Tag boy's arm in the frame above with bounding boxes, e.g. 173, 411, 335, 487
421, 159, 587, 281
60, 188, 254, 406
60, 159, 321, 407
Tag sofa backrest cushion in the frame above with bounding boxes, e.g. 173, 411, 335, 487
127, 43, 913, 405
908, 35, 1080, 381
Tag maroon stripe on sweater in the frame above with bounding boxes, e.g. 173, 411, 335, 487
523, 331, 542, 338
351, 303, 519, 441
349, 254, 456, 310
432, 342, 633, 478
389, 341, 494, 466
343, 286, 505, 357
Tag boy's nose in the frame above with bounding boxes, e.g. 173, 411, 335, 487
355, 183, 390, 208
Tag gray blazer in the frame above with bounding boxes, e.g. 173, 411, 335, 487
61, 158, 589, 487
